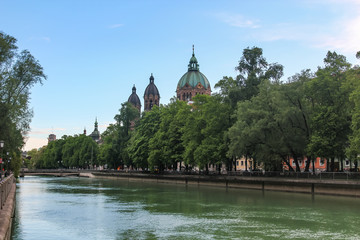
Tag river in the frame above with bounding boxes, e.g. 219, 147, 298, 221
12, 176, 360, 239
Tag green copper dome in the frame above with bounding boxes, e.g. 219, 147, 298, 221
178, 71, 210, 89
177, 46, 210, 90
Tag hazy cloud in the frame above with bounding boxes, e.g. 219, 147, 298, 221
29, 127, 66, 135
314, 15, 360, 53
29, 36, 51, 42
23, 137, 48, 151
215, 12, 260, 29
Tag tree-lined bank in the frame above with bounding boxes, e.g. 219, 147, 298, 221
27, 47, 360, 174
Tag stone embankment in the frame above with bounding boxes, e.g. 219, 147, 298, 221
90, 171, 360, 197
21, 169, 360, 197
0, 175, 16, 240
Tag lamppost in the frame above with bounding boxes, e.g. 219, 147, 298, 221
6, 152, 9, 172
8, 156, 11, 174
0, 140, 4, 179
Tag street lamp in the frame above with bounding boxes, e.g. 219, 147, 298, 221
8, 156, 11, 173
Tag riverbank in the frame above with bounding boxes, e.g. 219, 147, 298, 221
0, 175, 16, 240
87, 171, 360, 197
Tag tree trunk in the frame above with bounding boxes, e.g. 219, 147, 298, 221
245, 155, 248, 172
331, 157, 335, 172
234, 157, 237, 171
355, 160, 358, 172
326, 158, 330, 172
312, 157, 315, 173
340, 158, 344, 172
282, 156, 294, 171
293, 155, 300, 172
304, 156, 311, 172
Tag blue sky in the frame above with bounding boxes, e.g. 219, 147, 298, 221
0, 0, 359, 150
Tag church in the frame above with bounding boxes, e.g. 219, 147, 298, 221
128, 46, 211, 112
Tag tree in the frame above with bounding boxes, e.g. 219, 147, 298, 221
306, 51, 352, 171
346, 59, 360, 170
148, 99, 189, 171
128, 106, 161, 170
0, 32, 46, 175
234, 46, 283, 101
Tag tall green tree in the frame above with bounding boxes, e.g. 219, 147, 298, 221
228, 47, 283, 106
148, 99, 189, 171
306, 51, 352, 171
128, 106, 161, 170
0, 32, 46, 174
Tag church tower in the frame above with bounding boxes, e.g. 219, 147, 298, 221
144, 73, 160, 111
128, 84, 141, 112
176, 45, 211, 101
89, 118, 101, 142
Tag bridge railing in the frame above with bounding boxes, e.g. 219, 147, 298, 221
0, 174, 15, 210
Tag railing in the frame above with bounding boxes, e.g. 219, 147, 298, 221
22, 169, 360, 181
225, 171, 360, 180
0, 174, 15, 210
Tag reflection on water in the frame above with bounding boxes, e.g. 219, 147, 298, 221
12, 176, 360, 240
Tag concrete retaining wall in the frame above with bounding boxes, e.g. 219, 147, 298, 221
0, 176, 16, 240
91, 172, 360, 197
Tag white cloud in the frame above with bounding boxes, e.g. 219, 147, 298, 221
29, 127, 66, 135
23, 137, 48, 151
215, 12, 260, 29
108, 23, 124, 29
314, 15, 360, 53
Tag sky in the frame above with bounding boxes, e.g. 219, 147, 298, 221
1, 0, 359, 151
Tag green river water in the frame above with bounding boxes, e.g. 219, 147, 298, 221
12, 176, 360, 240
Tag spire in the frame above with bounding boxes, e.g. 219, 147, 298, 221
132, 84, 136, 93
188, 45, 199, 71
94, 117, 98, 130
150, 73, 154, 83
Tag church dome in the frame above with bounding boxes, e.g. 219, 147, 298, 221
176, 46, 211, 102
128, 85, 141, 109
144, 74, 160, 97
144, 73, 160, 111
178, 71, 210, 90
177, 46, 211, 90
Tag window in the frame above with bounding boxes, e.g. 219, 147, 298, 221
292, 160, 296, 166
345, 160, 350, 166
236, 161, 239, 166
320, 158, 325, 166
241, 161, 244, 166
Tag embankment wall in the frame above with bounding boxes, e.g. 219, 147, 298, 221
0, 175, 16, 240
89, 172, 360, 197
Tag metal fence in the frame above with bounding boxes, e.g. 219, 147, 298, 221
22, 169, 360, 181
0, 174, 15, 210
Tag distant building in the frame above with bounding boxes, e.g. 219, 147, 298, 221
128, 84, 141, 112
89, 118, 101, 143
176, 45, 211, 102
283, 157, 327, 172
48, 134, 56, 143
144, 73, 160, 111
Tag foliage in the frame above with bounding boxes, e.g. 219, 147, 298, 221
27, 46, 360, 174
0, 32, 46, 175
28, 135, 98, 169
